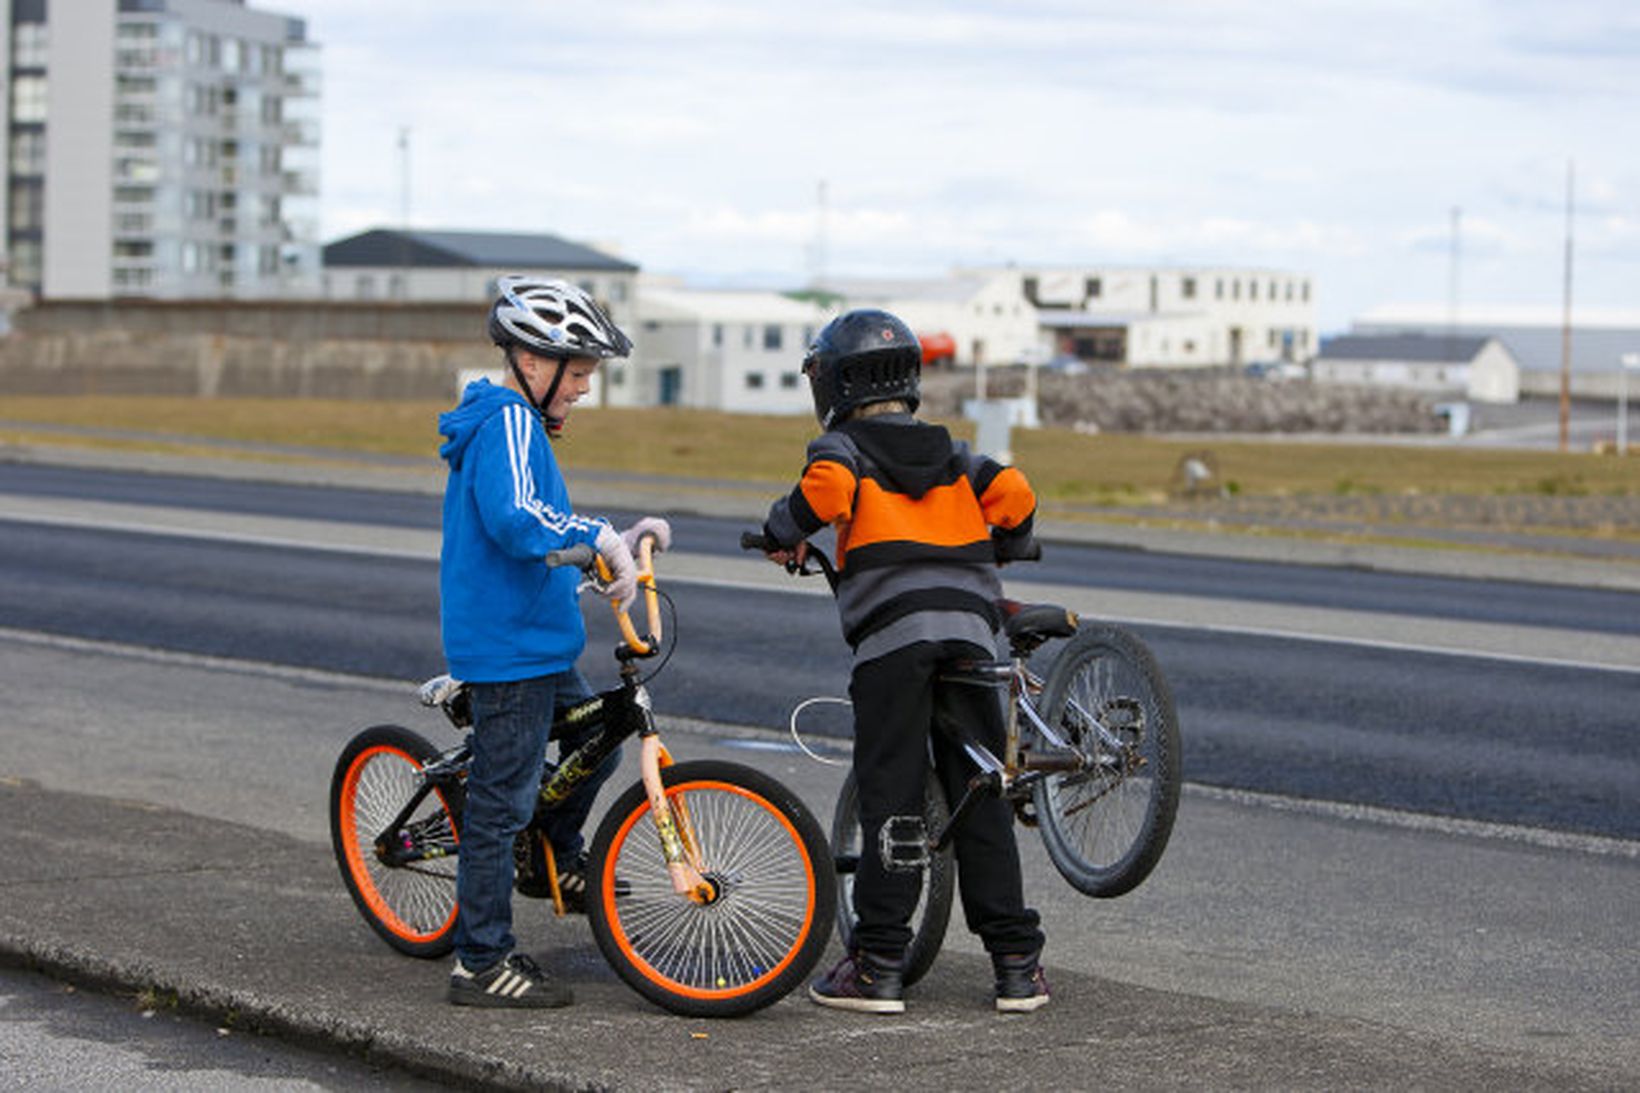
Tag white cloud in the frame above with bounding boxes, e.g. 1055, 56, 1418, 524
275, 0, 1640, 330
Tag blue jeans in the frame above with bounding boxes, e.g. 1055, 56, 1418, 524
453, 669, 619, 970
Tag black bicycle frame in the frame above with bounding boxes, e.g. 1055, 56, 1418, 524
373, 669, 656, 866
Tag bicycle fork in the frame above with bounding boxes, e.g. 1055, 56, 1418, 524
638, 733, 716, 903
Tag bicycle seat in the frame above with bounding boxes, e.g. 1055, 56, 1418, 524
998, 600, 1079, 644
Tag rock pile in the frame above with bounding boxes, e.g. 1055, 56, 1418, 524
922, 366, 1445, 435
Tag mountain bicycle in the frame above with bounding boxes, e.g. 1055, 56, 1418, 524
742, 532, 1181, 987
329, 535, 836, 1018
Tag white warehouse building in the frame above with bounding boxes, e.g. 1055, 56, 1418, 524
635, 285, 832, 414
820, 270, 1040, 369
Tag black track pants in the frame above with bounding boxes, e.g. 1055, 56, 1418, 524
848, 639, 1044, 958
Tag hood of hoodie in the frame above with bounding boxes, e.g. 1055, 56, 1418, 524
839, 415, 961, 500
439, 379, 531, 471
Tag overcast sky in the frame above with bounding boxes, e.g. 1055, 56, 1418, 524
276, 0, 1637, 333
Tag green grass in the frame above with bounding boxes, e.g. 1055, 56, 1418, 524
2, 394, 1636, 505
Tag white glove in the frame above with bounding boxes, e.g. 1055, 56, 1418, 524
594, 524, 639, 609
620, 516, 672, 557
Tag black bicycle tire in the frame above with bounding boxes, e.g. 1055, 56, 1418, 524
586, 759, 836, 1018
830, 767, 955, 987
329, 724, 464, 958
1031, 624, 1182, 897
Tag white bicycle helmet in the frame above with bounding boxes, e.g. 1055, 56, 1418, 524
487, 275, 633, 360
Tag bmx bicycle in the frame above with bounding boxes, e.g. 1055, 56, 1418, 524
329, 534, 836, 1017
742, 532, 1181, 987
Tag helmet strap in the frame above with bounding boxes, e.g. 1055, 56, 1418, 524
505, 347, 568, 434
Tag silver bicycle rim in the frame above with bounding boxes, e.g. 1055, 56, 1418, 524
1042, 648, 1163, 871
605, 784, 816, 993
348, 750, 458, 938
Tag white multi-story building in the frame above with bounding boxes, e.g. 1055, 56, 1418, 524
1000, 265, 1318, 368
1, 0, 321, 299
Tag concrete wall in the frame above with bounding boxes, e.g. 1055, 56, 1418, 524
0, 299, 499, 398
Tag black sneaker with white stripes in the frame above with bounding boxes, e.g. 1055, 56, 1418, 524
448, 952, 573, 1009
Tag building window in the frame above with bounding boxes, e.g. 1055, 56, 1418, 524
711, 323, 724, 347
745, 372, 765, 390
12, 23, 48, 69
780, 372, 800, 389
742, 326, 754, 349
1085, 277, 1102, 299
9, 240, 41, 286
356, 275, 375, 299
1215, 278, 1224, 300
11, 76, 48, 123
8, 130, 45, 175
1249, 280, 1259, 301
763, 324, 783, 350
1231, 279, 1240, 300
1181, 277, 1196, 300
1301, 281, 1311, 303
8, 183, 43, 231
608, 280, 628, 303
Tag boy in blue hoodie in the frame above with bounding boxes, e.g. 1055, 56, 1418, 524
440, 276, 670, 1008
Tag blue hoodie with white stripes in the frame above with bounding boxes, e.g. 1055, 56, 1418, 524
437, 379, 606, 682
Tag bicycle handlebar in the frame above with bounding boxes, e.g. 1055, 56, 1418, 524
547, 534, 664, 658
740, 529, 1040, 583
544, 543, 596, 569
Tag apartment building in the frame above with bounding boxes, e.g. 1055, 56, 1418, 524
2, 0, 320, 299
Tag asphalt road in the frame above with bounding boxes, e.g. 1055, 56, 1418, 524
1, 462, 1636, 838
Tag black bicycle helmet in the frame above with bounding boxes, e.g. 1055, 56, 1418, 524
803, 308, 922, 428
487, 275, 632, 431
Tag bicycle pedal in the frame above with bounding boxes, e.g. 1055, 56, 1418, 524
878, 815, 931, 871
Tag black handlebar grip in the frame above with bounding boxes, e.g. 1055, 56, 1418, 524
740, 530, 776, 552
544, 543, 596, 569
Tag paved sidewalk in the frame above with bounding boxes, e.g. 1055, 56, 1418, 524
5, 777, 1633, 1092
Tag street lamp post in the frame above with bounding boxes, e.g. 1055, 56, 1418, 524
1620, 353, 1640, 455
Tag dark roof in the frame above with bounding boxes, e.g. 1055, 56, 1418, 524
1317, 332, 1494, 364
322, 229, 638, 273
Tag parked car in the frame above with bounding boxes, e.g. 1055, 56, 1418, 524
1246, 361, 1307, 381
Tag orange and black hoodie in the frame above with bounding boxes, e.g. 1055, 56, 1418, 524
763, 412, 1036, 656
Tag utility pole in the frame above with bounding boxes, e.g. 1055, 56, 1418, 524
1446, 206, 1461, 367
810, 179, 830, 292
1558, 159, 1574, 452
396, 127, 411, 299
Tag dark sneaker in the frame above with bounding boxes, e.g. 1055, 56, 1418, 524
448, 952, 573, 1009
555, 850, 630, 914
809, 950, 905, 1014
993, 952, 1050, 1013
556, 850, 592, 912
